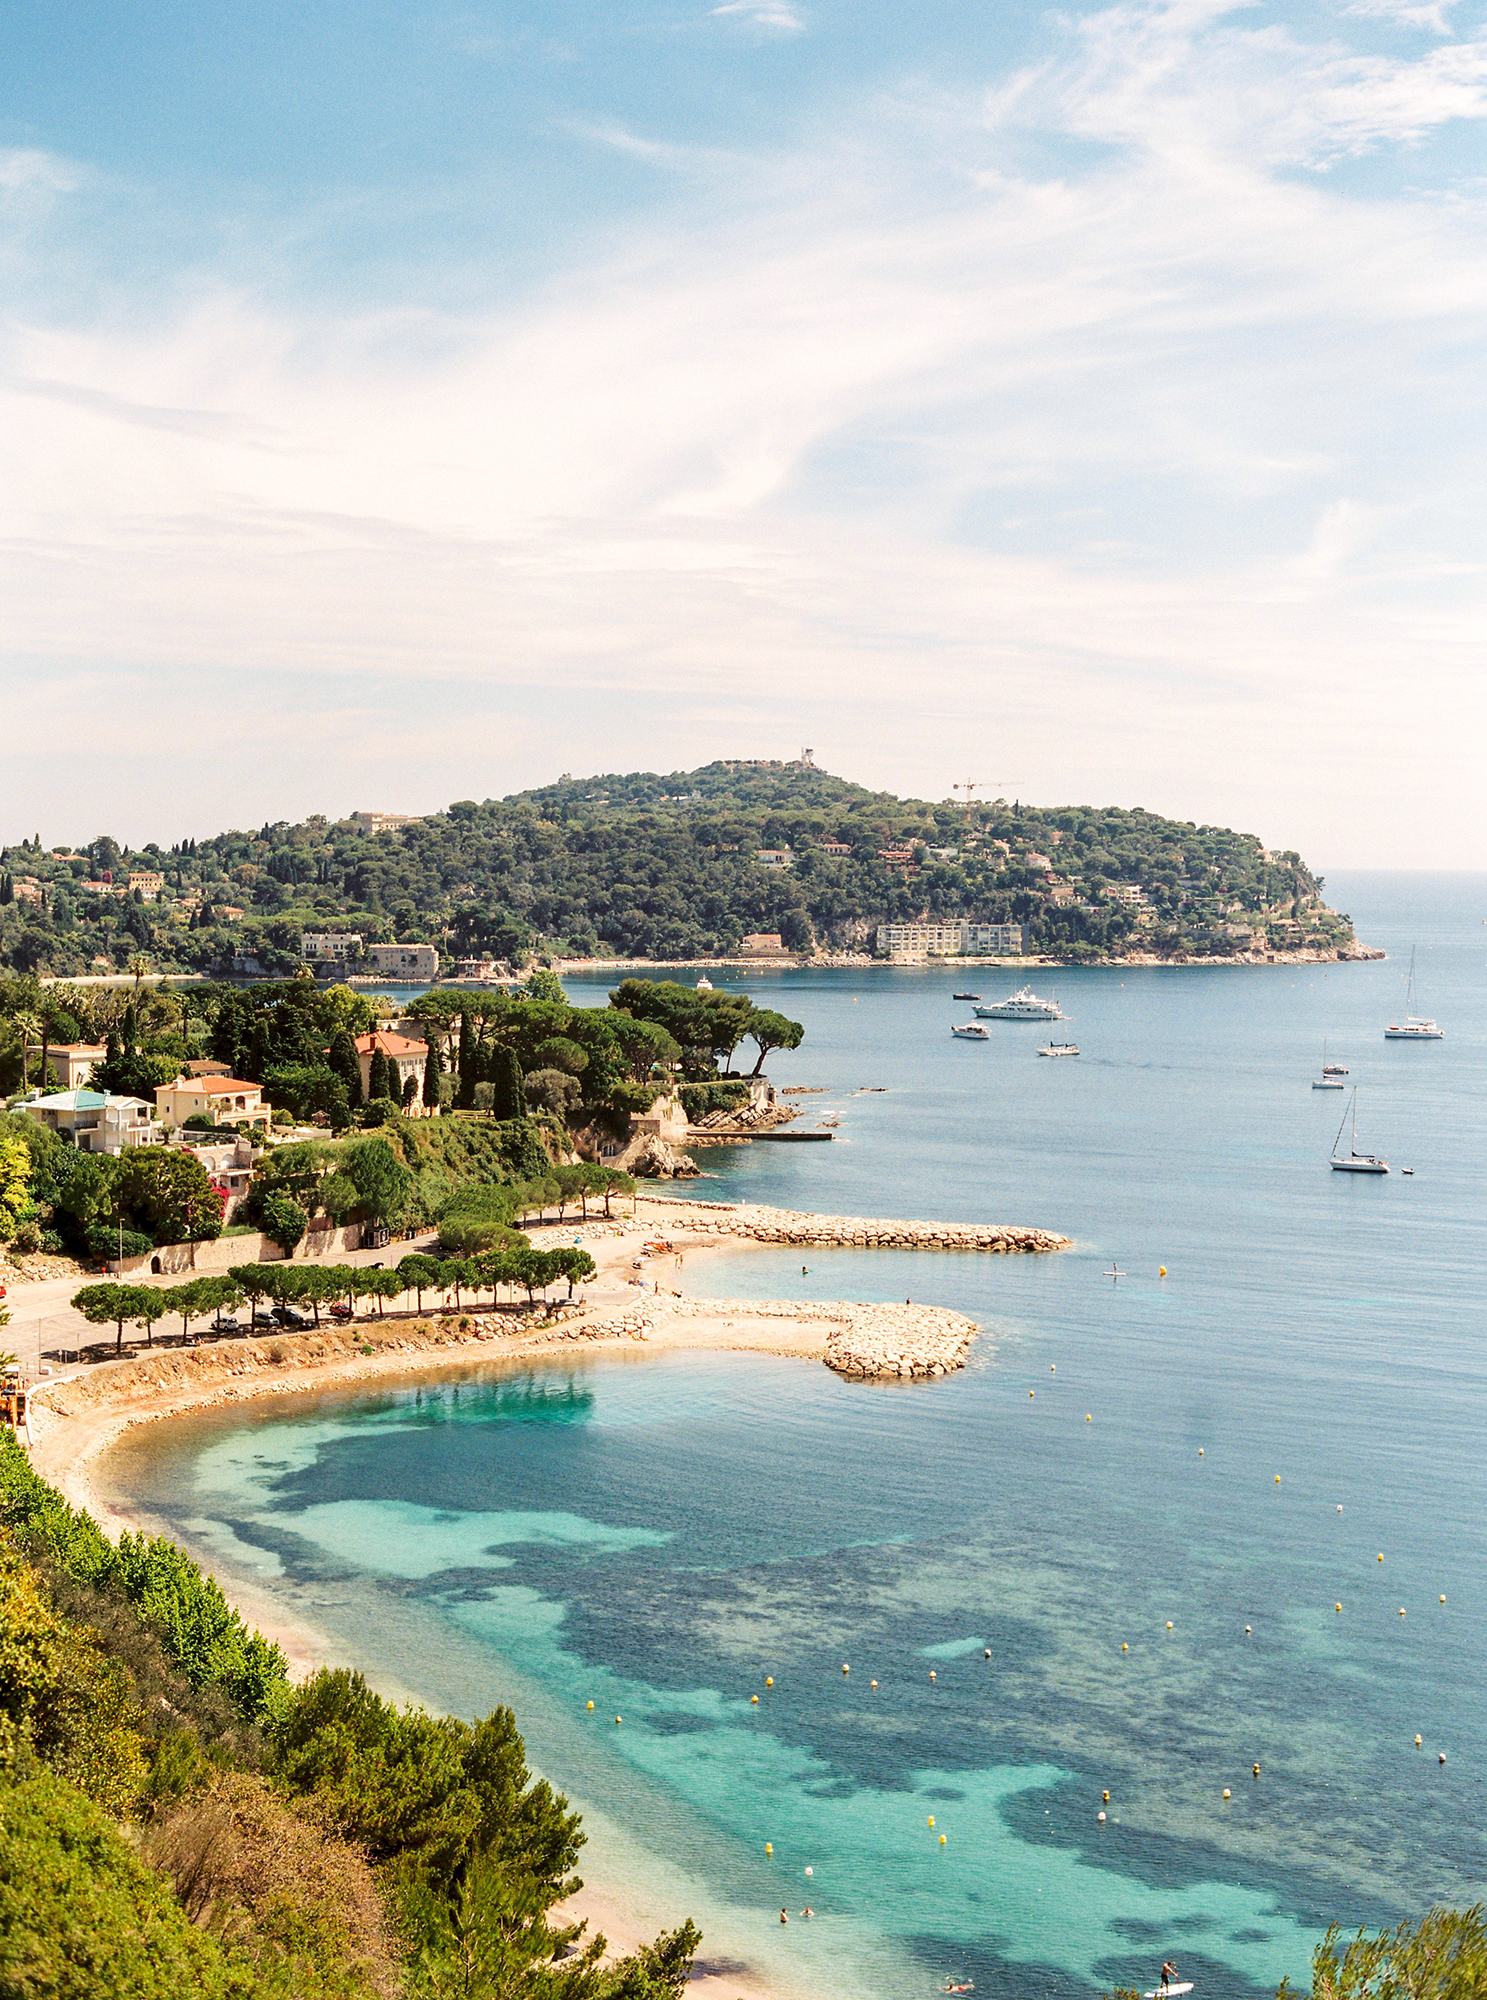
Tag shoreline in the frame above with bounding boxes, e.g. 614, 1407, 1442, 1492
25, 1195, 1050, 2000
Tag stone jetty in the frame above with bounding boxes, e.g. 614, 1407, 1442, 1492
573, 1296, 980, 1382
634, 1196, 1067, 1255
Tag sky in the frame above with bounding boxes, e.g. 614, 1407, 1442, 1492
3, 1, 1486, 866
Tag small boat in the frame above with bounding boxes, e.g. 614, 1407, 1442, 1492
974, 987, 1065, 1021
1385, 948, 1443, 1040
1331, 1088, 1387, 1174
695, 975, 714, 991
951, 1022, 990, 1040
1312, 1040, 1345, 1086
952, 991, 980, 1001
1038, 1040, 1080, 1057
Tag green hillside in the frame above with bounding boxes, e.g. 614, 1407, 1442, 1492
0, 760, 1357, 975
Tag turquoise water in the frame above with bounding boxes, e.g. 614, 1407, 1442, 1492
104, 874, 1487, 1999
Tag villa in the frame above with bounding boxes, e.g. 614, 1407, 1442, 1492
154, 1076, 272, 1134
23, 1089, 162, 1154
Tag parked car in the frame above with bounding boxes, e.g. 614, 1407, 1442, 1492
272, 1306, 312, 1329
252, 1309, 276, 1328
328, 1302, 355, 1320
211, 1316, 243, 1334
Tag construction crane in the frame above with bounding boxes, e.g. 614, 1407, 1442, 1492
951, 778, 1012, 808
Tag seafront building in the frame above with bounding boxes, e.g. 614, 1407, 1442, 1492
876, 920, 1027, 958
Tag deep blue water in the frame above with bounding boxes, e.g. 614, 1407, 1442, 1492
105, 873, 1487, 2000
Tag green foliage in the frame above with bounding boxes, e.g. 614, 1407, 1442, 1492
260, 1062, 351, 1127
94, 1046, 181, 1100
0, 1537, 147, 1816
0, 1767, 241, 1997
0, 1434, 290, 1728
271, 1668, 585, 1886
677, 1081, 749, 1122
115, 1146, 226, 1245
368, 1048, 392, 1103
489, 1045, 524, 1122
0, 1127, 29, 1236
85, 1223, 154, 1263
525, 1068, 582, 1115
259, 1191, 307, 1256
1283, 1906, 1487, 2000
343, 1137, 413, 1226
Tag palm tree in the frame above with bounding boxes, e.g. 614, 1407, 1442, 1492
11, 1011, 41, 1090
127, 954, 151, 994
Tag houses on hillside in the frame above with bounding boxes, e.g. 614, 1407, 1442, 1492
354, 1029, 429, 1107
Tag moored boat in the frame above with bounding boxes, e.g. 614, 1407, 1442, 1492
951, 1023, 990, 1040
1385, 948, 1443, 1040
1331, 1088, 1387, 1173
974, 987, 1064, 1021
1037, 1040, 1080, 1057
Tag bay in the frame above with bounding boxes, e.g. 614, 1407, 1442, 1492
102, 871, 1487, 2000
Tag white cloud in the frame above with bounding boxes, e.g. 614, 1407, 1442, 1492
710, 0, 805, 33
0, 2, 1485, 857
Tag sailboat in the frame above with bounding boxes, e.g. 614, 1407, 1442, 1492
1385, 948, 1443, 1040
1311, 1040, 1345, 1089
1330, 1088, 1388, 1174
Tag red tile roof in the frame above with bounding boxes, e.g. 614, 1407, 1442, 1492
354, 1031, 428, 1057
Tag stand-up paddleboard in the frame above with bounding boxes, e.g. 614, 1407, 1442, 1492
1144, 1985, 1194, 1997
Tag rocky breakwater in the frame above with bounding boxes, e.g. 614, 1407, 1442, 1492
637, 1198, 1068, 1255
573, 1295, 980, 1381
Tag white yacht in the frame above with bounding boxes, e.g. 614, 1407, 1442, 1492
951, 1022, 990, 1040
1385, 948, 1443, 1040
695, 975, 714, 991
974, 988, 1065, 1021
1331, 1089, 1388, 1174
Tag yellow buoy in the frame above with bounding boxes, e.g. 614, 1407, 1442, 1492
939, 1833, 947, 1845
1415, 1736, 1422, 1748
1253, 1764, 1260, 1777
1102, 1791, 1109, 1803
1030, 1391, 1035, 1398
1378, 1553, 1384, 1562
587, 1701, 595, 1711
1166, 1622, 1173, 1631
766, 1676, 774, 1687
1245, 1626, 1251, 1635
752, 1694, 760, 1704
1121, 1643, 1128, 1652
842, 1663, 850, 1675
1399, 1608, 1406, 1617
929, 1671, 937, 1682
870, 1680, 878, 1689
1440, 1596, 1446, 1605
1086, 1414, 1092, 1422
1439, 1751, 1447, 1764
1222, 1789, 1231, 1800
928, 1816, 935, 1827
1336, 1604, 1342, 1613
766, 1842, 773, 1854
1051, 1364, 1056, 1372
616, 1716, 623, 1725
1159, 1266, 1167, 1278
1198, 1448, 1204, 1456
1275, 1475, 1281, 1484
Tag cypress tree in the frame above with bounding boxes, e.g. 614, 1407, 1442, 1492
457, 1012, 475, 1109
491, 1046, 524, 1122
0, 875, 12, 906
330, 1028, 364, 1107
369, 1047, 393, 1102
122, 1001, 138, 1050
422, 1037, 443, 1110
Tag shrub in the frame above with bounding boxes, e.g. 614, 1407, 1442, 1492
84, 1224, 154, 1263
259, 1191, 307, 1257
7, 1219, 43, 1255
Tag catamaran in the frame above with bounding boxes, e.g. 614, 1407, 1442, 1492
1385, 948, 1443, 1040
974, 987, 1065, 1021
1331, 1088, 1388, 1174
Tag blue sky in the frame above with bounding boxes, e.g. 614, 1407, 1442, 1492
3, 0, 1486, 861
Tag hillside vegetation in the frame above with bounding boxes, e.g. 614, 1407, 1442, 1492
0, 1432, 701, 1998
0, 761, 1357, 975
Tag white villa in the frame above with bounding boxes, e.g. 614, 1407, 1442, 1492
23, 1089, 162, 1154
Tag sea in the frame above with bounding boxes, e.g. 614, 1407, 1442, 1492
100, 872, 1487, 2000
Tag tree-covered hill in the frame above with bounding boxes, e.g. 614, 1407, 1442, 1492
0, 760, 1359, 975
